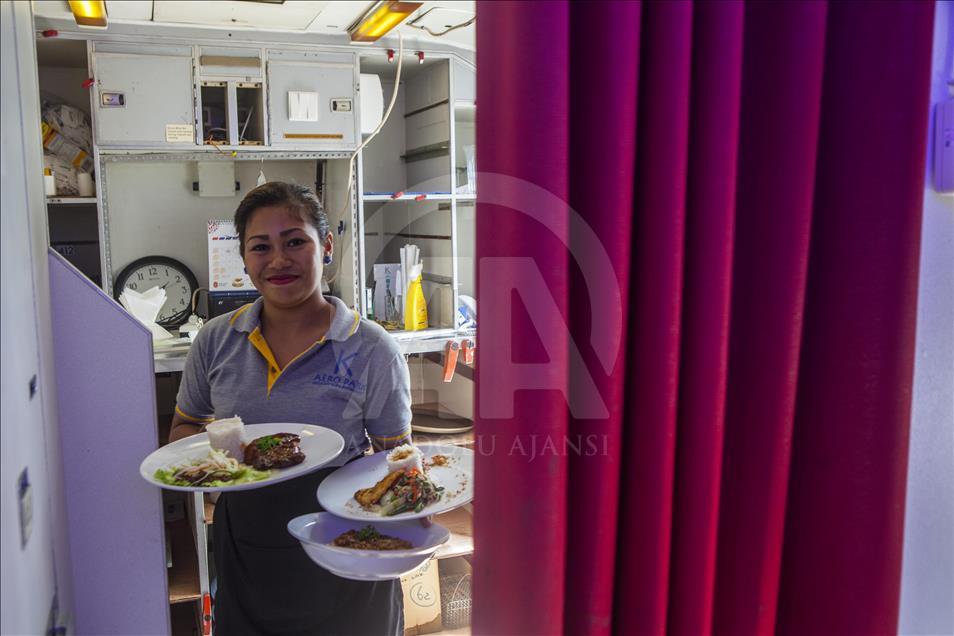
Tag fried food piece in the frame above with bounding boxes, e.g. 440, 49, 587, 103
354, 470, 403, 507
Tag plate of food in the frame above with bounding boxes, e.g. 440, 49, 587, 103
287, 512, 450, 581
316, 444, 473, 521
140, 417, 344, 492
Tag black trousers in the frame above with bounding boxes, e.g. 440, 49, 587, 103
212, 468, 404, 635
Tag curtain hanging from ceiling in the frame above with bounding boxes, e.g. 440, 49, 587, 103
472, 1, 936, 634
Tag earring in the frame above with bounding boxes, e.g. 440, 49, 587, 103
323, 255, 333, 265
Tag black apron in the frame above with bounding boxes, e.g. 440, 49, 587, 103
212, 467, 404, 635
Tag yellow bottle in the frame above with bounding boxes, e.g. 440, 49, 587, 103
404, 274, 428, 331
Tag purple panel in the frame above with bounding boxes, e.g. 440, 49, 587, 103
48, 250, 169, 635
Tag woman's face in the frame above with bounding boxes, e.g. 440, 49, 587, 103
242, 205, 332, 309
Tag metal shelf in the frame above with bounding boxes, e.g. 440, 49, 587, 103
363, 193, 454, 202
46, 196, 96, 204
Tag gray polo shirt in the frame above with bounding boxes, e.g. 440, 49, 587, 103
176, 295, 411, 465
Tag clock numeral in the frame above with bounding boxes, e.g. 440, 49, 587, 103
175, 275, 182, 283
148, 267, 158, 276
137, 273, 144, 281
181, 286, 188, 294
129, 282, 138, 290
180, 298, 186, 306
165, 268, 169, 276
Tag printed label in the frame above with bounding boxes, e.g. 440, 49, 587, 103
165, 124, 194, 143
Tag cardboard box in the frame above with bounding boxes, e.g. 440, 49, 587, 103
401, 558, 442, 635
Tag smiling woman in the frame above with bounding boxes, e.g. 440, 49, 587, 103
166, 181, 414, 634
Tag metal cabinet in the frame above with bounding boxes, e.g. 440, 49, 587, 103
91, 44, 196, 147
266, 51, 359, 149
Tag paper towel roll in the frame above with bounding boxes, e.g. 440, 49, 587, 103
77, 172, 94, 197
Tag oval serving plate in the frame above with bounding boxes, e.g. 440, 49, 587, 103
140, 423, 344, 493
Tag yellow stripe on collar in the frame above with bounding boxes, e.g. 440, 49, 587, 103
348, 310, 361, 337
248, 326, 325, 397
248, 326, 281, 396
229, 303, 254, 325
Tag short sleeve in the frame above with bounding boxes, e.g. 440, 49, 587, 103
175, 330, 215, 424
363, 352, 412, 448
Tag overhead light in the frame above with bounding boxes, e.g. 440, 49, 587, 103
348, 1, 423, 43
68, 0, 108, 28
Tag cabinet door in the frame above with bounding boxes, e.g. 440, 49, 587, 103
267, 60, 357, 148
93, 52, 196, 147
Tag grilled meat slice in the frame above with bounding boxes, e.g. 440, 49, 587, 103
354, 470, 403, 508
243, 433, 305, 470
333, 527, 412, 550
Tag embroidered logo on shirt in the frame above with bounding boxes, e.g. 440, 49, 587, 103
334, 351, 358, 377
315, 351, 365, 392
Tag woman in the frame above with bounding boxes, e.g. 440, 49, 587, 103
169, 182, 412, 635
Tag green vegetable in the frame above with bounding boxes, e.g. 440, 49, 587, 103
357, 526, 381, 541
255, 435, 281, 452
153, 465, 271, 488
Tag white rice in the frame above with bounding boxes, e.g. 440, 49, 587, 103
206, 416, 246, 463
386, 444, 423, 473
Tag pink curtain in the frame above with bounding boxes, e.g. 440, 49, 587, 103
472, 2, 936, 635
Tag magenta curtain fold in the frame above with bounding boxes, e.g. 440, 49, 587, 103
474, 1, 935, 635
613, 2, 692, 635
473, 2, 570, 635
565, 2, 641, 635
713, 3, 829, 634
775, 3, 935, 634
667, 3, 744, 635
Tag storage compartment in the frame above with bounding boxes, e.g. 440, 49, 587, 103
200, 82, 228, 144
363, 199, 454, 331
266, 51, 358, 148
37, 39, 102, 286
236, 83, 264, 144
92, 45, 196, 146
360, 57, 452, 196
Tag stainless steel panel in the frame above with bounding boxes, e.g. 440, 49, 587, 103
93, 53, 196, 146
267, 61, 356, 148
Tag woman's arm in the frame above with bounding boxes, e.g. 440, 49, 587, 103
371, 432, 412, 453
169, 412, 203, 443
364, 348, 413, 451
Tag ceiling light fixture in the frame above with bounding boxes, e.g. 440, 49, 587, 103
348, 1, 423, 43
68, 0, 108, 28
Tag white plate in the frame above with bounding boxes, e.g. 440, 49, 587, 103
288, 512, 449, 581
140, 423, 344, 492
317, 444, 473, 521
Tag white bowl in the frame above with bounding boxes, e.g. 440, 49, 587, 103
287, 512, 450, 581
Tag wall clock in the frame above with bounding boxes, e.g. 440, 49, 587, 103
113, 256, 199, 327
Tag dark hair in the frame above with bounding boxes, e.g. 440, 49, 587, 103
234, 182, 330, 253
